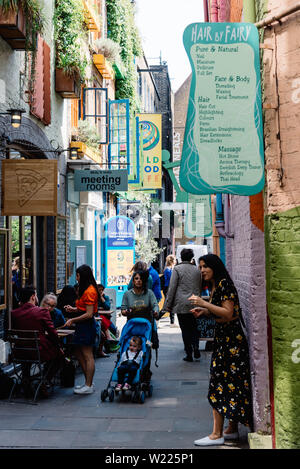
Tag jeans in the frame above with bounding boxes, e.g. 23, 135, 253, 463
117, 361, 139, 385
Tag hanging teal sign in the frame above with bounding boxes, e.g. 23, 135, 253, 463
185, 193, 212, 238
180, 23, 264, 196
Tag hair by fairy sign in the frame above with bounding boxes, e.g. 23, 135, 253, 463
180, 23, 264, 196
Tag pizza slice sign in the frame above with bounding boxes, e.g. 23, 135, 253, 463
16, 169, 47, 207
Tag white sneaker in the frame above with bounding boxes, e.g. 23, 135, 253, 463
73, 385, 95, 395
194, 436, 224, 446
170, 324, 178, 328
75, 382, 95, 390
224, 432, 239, 440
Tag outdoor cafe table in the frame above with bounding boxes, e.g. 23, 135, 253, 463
56, 329, 75, 338
94, 310, 114, 321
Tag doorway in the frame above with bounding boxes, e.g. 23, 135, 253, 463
10, 216, 42, 308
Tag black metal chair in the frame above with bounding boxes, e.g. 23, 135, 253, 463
7, 329, 55, 404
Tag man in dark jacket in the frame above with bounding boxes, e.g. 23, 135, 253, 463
164, 248, 202, 362
11, 286, 64, 395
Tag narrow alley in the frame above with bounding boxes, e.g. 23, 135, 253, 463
0, 314, 249, 450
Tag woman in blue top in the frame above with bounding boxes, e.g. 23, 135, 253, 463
163, 255, 176, 324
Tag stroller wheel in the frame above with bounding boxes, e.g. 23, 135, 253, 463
148, 385, 153, 397
108, 389, 115, 402
100, 389, 108, 402
139, 390, 145, 404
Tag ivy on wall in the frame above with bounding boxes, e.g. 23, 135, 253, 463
53, 0, 89, 82
106, 0, 142, 114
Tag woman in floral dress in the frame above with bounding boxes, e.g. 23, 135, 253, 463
189, 254, 253, 446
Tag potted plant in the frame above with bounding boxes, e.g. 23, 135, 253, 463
54, 0, 89, 98
93, 37, 124, 79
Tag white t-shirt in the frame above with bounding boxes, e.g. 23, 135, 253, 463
120, 349, 143, 365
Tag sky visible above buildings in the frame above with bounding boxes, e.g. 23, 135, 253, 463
135, 0, 204, 92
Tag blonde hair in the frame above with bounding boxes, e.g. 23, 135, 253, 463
165, 255, 176, 267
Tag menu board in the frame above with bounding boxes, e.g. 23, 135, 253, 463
196, 316, 215, 340
180, 23, 264, 196
56, 217, 67, 293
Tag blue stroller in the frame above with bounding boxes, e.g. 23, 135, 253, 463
100, 316, 156, 404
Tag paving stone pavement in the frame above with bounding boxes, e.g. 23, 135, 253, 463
0, 314, 250, 449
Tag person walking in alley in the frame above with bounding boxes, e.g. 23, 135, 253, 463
148, 263, 162, 303
189, 254, 253, 446
122, 271, 159, 318
128, 261, 153, 290
162, 255, 176, 325
164, 248, 201, 361
63, 265, 98, 395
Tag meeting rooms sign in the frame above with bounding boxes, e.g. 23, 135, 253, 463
74, 170, 128, 192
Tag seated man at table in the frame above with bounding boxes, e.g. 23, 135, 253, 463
11, 286, 64, 397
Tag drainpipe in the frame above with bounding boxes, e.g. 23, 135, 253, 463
210, 0, 219, 22
203, 0, 209, 22
243, 0, 256, 23
215, 194, 234, 239
210, 0, 233, 242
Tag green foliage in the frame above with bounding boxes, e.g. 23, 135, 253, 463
106, 0, 142, 114
72, 120, 100, 151
53, 0, 89, 82
135, 232, 163, 265
94, 37, 121, 64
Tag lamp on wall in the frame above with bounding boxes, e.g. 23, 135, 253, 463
0, 109, 26, 129
69, 146, 80, 160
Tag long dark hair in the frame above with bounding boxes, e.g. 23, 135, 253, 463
57, 285, 77, 310
132, 270, 149, 293
130, 261, 147, 273
76, 264, 99, 301
199, 254, 234, 287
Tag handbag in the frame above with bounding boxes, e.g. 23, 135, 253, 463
60, 357, 75, 388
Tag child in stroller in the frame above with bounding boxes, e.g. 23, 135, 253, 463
100, 315, 155, 404
115, 335, 143, 392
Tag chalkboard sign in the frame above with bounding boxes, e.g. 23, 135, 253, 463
55, 216, 67, 293
196, 316, 215, 340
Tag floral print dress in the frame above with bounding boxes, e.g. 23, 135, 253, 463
208, 278, 253, 428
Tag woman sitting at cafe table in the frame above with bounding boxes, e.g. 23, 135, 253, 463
40, 293, 66, 329
63, 264, 99, 395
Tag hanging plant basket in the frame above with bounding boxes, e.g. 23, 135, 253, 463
55, 68, 80, 99
0, 6, 27, 49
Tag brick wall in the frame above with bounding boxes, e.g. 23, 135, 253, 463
226, 195, 270, 432
265, 207, 300, 448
